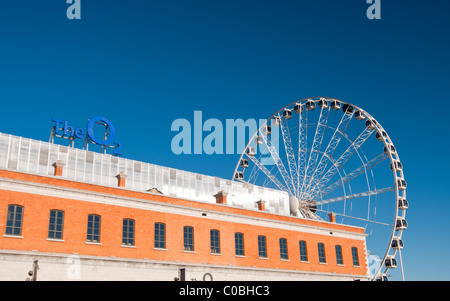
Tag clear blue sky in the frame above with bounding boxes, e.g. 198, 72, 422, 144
0, 0, 449, 280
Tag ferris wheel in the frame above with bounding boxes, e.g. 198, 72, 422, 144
232, 97, 408, 281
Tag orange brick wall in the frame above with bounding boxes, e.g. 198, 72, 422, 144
0, 170, 368, 276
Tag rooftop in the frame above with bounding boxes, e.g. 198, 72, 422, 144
0, 132, 289, 215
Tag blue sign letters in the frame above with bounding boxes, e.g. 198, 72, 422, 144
51, 116, 122, 156
86, 116, 116, 146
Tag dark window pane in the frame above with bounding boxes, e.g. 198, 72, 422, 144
183, 226, 194, 251
352, 247, 360, 266
318, 243, 326, 263
87, 214, 101, 242
258, 235, 267, 258
279, 238, 288, 260
235, 233, 244, 256
48, 210, 64, 239
154, 222, 166, 248
335, 245, 343, 265
299, 240, 308, 262
122, 219, 135, 246
210, 230, 220, 253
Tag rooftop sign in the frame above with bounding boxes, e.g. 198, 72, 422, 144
50, 116, 122, 156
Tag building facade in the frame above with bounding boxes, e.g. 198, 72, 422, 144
0, 132, 369, 280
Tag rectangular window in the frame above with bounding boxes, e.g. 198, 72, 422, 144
258, 235, 267, 258
335, 245, 344, 265
122, 218, 135, 246
210, 229, 220, 254
183, 226, 194, 251
5, 205, 23, 236
154, 222, 166, 249
48, 210, 64, 240
318, 243, 326, 263
86, 214, 101, 243
299, 240, 308, 262
352, 247, 360, 266
279, 238, 288, 260
235, 232, 244, 256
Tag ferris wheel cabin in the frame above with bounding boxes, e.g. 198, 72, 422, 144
384, 144, 396, 155
246, 146, 256, 157
283, 109, 293, 119
385, 256, 398, 269
390, 160, 403, 172
392, 237, 404, 250
294, 103, 303, 113
355, 110, 365, 121
398, 198, 409, 210
256, 135, 263, 145
240, 158, 249, 168
261, 125, 271, 136
330, 100, 341, 110
306, 99, 316, 110
376, 130, 387, 141
342, 103, 354, 114
273, 116, 281, 126
234, 171, 244, 180
376, 274, 389, 281
318, 98, 328, 109
365, 119, 378, 130
397, 178, 407, 191
396, 217, 408, 230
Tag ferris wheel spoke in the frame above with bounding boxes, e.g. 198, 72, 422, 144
279, 116, 299, 196
302, 110, 354, 197
316, 186, 395, 206
297, 107, 308, 198
315, 208, 393, 227
258, 127, 295, 195
247, 154, 290, 194
311, 153, 389, 201
299, 106, 330, 199
247, 151, 267, 184
305, 127, 375, 199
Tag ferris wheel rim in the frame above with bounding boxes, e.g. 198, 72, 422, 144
231, 96, 407, 281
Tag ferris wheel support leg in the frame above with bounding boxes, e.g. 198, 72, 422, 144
398, 249, 405, 281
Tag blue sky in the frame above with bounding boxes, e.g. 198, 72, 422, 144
0, 0, 449, 280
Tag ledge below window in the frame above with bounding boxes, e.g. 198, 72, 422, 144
46, 238, 65, 242
3, 234, 23, 239
85, 241, 102, 246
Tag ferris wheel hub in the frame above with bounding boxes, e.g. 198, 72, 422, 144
289, 195, 298, 215
290, 195, 318, 216
299, 199, 318, 214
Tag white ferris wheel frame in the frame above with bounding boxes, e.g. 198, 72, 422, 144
232, 97, 408, 281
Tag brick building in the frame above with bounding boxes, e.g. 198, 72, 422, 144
0, 132, 369, 280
